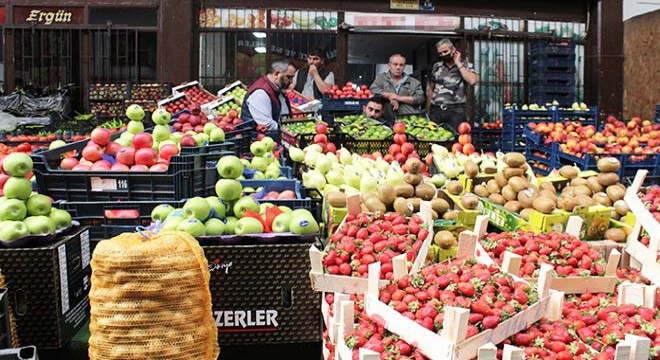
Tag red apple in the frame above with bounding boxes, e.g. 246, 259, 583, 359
316, 123, 328, 134
130, 165, 149, 171
72, 164, 91, 171
326, 143, 337, 153
60, 157, 79, 170
314, 134, 328, 144
457, 122, 471, 135
180, 135, 197, 147
91, 128, 111, 146
159, 144, 179, 161
401, 142, 414, 156
132, 132, 154, 150
189, 115, 201, 126
149, 163, 168, 172
393, 133, 407, 145
389, 143, 401, 155
278, 190, 296, 200
110, 163, 130, 171
134, 148, 157, 167
104, 141, 121, 156
116, 146, 136, 166
178, 113, 190, 124
82, 144, 103, 162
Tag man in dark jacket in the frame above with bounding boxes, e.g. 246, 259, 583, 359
291, 48, 335, 100
370, 54, 424, 122
241, 61, 296, 131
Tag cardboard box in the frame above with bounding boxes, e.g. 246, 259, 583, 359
572, 205, 612, 240
441, 190, 479, 227
0, 227, 91, 348
528, 209, 570, 233
203, 241, 321, 345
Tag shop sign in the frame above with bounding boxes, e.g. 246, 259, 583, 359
390, 0, 436, 11
344, 12, 460, 31
270, 10, 338, 31
14, 6, 84, 25
199, 8, 267, 29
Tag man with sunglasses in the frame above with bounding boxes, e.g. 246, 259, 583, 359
242, 60, 296, 131
291, 48, 335, 100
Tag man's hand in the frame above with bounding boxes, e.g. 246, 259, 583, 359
391, 99, 400, 111
308, 64, 319, 77
453, 50, 464, 68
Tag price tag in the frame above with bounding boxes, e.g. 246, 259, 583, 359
58, 245, 70, 314
91, 177, 118, 191
80, 230, 91, 269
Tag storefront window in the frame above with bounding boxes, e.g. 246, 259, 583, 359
14, 29, 79, 88
270, 32, 337, 72
90, 30, 157, 84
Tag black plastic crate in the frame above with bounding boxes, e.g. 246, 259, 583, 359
0, 288, 10, 349
31, 139, 223, 201
529, 76, 576, 87
529, 41, 576, 55
179, 141, 236, 155
0, 346, 39, 360
225, 127, 256, 156
321, 97, 368, 112
342, 134, 392, 155
473, 127, 502, 152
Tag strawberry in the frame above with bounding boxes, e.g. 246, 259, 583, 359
457, 282, 475, 297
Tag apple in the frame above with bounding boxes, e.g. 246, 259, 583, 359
158, 144, 179, 161
206, 196, 226, 218
234, 217, 264, 235
130, 165, 149, 171
176, 217, 207, 236
3, 177, 32, 200
0, 199, 27, 221
125, 104, 145, 121
134, 148, 157, 167
26, 194, 52, 216
252, 171, 265, 179
250, 141, 266, 156
149, 163, 168, 172
180, 135, 197, 147
250, 157, 268, 172
204, 218, 225, 236
152, 125, 172, 142
126, 120, 145, 134
110, 163, 130, 171
210, 128, 225, 143
193, 133, 210, 146
215, 179, 242, 201
132, 132, 153, 150
151, 108, 171, 125
271, 213, 292, 233
103, 141, 121, 156
23, 215, 56, 235
72, 164, 91, 171
150, 204, 175, 222
224, 216, 238, 234
161, 216, 184, 231
264, 167, 280, 179
49, 140, 66, 150
82, 144, 103, 162
91, 128, 111, 146
183, 197, 211, 221
60, 157, 79, 170
48, 208, 72, 229
203, 123, 218, 135
0, 221, 29, 241
216, 156, 244, 179
261, 137, 275, 151
233, 196, 260, 218
2, 153, 33, 177
288, 209, 319, 235
91, 161, 111, 171
278, 206, 292, 213
278, 190, 296, 200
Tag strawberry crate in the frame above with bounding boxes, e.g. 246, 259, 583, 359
239, 179, 312, 211
171, 80, 217, 104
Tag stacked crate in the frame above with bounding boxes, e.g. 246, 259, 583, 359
528, 41, 577, 106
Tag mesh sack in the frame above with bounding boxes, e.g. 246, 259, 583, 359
89, 231, 219, 360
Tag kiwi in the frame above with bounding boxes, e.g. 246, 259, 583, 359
393, 197, 414, 216
504, 200, 523, 213
504, 152, 526, 168
443, 210, 459, 221
431, 198, 450, 214
538, 190, 557, 201
586, 177, 604, 193
593, 192, 613, 206
504, 167, 525, 179
495, 173, 508, 188
464, 161, 479, 179
415, 184, 436, 201
361, 192, 378, 202
394, 183, 415, 198
604, 228, 626, 242
405, 173, 423, 186
488, 193, 507, 205
571, 178, 588, 187
559, 197, 579, 212
518, 188, 538, 208
460, 194, 479, 210
533, 196, 556, 214
606, 184, 626, 202
408, 198, 422, 212
405, 158, 423, 174
474, 184, 490, 198
613, 200, 630, 216
434, 230, 457, 249
574, 185, 593, 197
502, 185, 517, 201
562, 186, 576, 198
539, 182, 556, 194
508, 176, 530, 193
431, 210, 439, 220
597, 157, 621, 173
446, 181, 464, 195
365, 197, 387, 213
611, 210, 620, 220
559, 165, 579, 179
327, 191, 347, 207
576, 194, 596, 207
377, 183, 396, 206
597, 173, 619, 187
520, 208, 533, 221
486, 179, 501, 195
483, 164, 498, 174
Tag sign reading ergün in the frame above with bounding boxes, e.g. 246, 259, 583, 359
14, 7, 84, 25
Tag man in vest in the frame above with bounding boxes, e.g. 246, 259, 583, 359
291, 48, 335, 100
241, 61, 296, 131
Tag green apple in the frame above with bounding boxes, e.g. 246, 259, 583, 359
278, 206, 292, 213
151, 204, 175, 222
0, 221, 29, 241
170, 132, 184, 143
126, 120, 144, 134
176, 218, 206, 236
194, 133, 210, 146
49, 208, 72, 229
183, 197, 211, 221
252, 171, 265, 180
251, 157, 268, 172
161, 216, 184, 231
240, 159, 251, 169
125, 104, 145, 121
151, 108, 171, 125
234, 217, 264, 235
264, 167, 280, 179
271, 213, 292, 233
259, 203, 275, 216
203, 123, 218, 135
210, 128, 225, 143
2, 153, 33, 177
152, 124, 172, 142
261, 137, 275, 151
233, 196, 260, 218
250, 141, 267, 156
26, 194, 52, 216
23, 215, 56, 235
205, 196, 227, 219
243, 187, 255, 193
49, 140, 66, 150
204, 218, 225, 236
120, 131, 135, 142
216, 156, 244, 179
263, 152, 276, 164
289, 209, 320, 235
115, 137, 131, 147
224, 216, 238, 234
215, 179, 243, 201
266, 161, 280, 172
0, 199, 27, 221
3, 176, 32, 201
288, 147, 304, 163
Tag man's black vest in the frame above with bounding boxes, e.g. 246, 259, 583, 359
294, 67, 330, 100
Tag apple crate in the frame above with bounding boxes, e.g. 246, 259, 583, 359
0, 346, 39, 360
0, 226, 91, 349
217, 80, 248, 98
172, 80, 217, 103
321, 97, 368, 112
157, 93, 190, 115
0, 288, 11, 349
554, 143, 660, 177
239, 179, 312, 211
200, 95, 241, 119
31, 139, 221, 201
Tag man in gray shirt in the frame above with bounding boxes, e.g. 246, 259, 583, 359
370, 54, 424, 123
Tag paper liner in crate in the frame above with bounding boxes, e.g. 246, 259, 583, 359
217, 81, 248, 97
0, 221, 80, 248
201, 95, 238, 119
623, 169, 660, 285
308, 193, 434, 294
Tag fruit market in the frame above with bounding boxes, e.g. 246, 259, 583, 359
0, 1, 657, 360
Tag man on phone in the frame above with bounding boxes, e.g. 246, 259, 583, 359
426, 39, 478, 132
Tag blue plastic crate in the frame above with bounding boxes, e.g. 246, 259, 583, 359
529, 75, 576, 87
501, 140, 526, 152
524, 124, 544, 145
528, 159, 552, 176
622, 153, 660, 178
525, 142, 556, 166
239, 179, 312, 211
530, 56, 576, 68
529, 41, 576, 55
530, 93, 576, 107
555, 108, 598, 125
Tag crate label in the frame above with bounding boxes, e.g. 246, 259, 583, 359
58, 244, 70, 314
91, 177, 128, 191
80, 230, 91, 269
214, 309, 279, 331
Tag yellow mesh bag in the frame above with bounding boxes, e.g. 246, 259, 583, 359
89, 231, 219, 360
